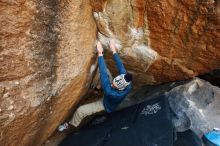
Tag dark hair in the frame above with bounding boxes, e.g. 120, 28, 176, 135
124, 73, 132, 82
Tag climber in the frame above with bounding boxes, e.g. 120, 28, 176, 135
58, 39, 133, 132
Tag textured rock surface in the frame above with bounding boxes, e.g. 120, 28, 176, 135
93, 0, 220, 85
168, 78, 220, 135
1, 0, 220, 146
0, 0, 96, 146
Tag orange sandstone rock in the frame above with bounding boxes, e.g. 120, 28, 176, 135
93, 0, 220, 85
0, 0, 96, 146
0, 0, 220, 146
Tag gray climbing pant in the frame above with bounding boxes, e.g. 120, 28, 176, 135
69, 68, 113, 127
69, 98, 105, 127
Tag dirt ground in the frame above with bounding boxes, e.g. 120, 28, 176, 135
43, 132, 67, 146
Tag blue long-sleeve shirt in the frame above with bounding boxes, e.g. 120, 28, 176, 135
98, 53, 132, 113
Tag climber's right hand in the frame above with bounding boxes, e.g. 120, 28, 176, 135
109, 39, 117, 54
96, 41, 103, 56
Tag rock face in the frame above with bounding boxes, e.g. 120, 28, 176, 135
92, 0, 220, 85
0, 1, 96, 146
167, 78, 220, 135
0, 0, 220, 146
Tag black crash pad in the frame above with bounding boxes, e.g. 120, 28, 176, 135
59, 95, 174, 146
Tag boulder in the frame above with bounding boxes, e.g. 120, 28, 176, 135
1, 0, 220, 146
92, 0, 220, 85
0, 0, 96, 146
168, 78, 220, 135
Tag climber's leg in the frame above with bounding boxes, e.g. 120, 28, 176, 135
69, 98, 105, 127
58, 68, 112, 131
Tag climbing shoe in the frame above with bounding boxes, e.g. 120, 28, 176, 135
58, 122, 69, 132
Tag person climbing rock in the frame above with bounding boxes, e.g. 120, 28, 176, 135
58, 39, 133, 132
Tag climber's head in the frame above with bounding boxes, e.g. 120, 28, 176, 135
112, 73, 132, 90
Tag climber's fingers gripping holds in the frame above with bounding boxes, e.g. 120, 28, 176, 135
96, 41, 103, 56
109, 39, 117, 54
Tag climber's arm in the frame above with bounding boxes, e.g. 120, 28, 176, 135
98, 56, 112, 94
110, 40, 127, 74
113, 53, 126, 74
97, 41, 112, 94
